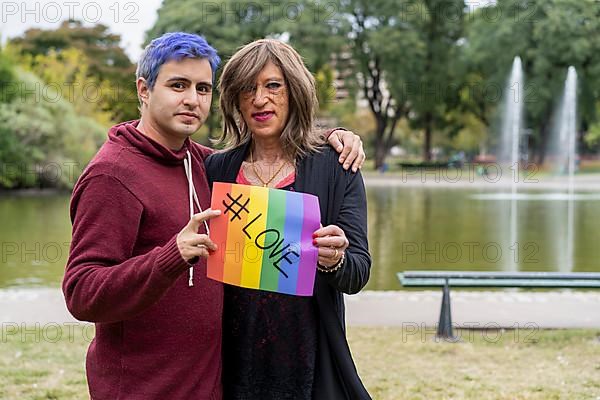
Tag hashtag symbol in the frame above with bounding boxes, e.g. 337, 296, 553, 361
222, 193, 250, 221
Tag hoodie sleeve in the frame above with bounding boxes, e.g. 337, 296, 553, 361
63, 174, 192, 323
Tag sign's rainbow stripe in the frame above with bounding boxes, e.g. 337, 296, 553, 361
207, 182, 320, 296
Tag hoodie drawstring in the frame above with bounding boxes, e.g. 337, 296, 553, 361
183, 150, 210, 287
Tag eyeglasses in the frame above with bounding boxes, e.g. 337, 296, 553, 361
240, 81, 286, 100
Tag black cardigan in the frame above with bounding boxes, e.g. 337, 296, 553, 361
205, 142, 372, 399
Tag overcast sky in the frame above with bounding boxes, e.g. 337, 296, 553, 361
1, 0, 164, 61
1, 0, 493, 62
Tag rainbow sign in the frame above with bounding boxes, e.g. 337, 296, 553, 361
207, 182, 321, 296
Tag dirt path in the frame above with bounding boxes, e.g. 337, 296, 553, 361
2, 288, 599, 329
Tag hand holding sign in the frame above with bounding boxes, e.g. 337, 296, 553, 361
312, 225, 348, 268
177, 209, 221, 262
207, 183, 321, 296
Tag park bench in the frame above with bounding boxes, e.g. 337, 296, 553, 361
397, 270, 600, 339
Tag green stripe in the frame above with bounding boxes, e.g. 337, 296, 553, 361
259, 189, 287, 291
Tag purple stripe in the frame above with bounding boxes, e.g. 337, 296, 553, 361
277, 192, 302, 295
296, 195, 320, 295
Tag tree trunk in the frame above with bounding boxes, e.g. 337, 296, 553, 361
423, 112, 433, 161
374, 119, 387, 170
374, 140, 387, 170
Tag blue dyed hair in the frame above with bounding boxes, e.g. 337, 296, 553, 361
136, 32, 221, 90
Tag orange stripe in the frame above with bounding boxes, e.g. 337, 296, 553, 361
207, 182, 231, 282
222, 184, 251, 285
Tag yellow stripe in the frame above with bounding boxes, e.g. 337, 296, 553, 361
223, 184, 251, 285
240, 186, 269, 288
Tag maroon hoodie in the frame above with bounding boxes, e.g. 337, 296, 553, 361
63, 120, 223, 400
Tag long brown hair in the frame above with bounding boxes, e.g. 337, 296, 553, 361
217, 39, 322, 159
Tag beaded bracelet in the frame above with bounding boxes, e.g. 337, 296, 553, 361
317, 252, 345, 273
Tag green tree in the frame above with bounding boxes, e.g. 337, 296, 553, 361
288, 0, 465, 165
11, 20, 138, 122
15, 47, 113, 126
0, 70, 105, 189
330, 0, 410, 168
315, 64, 335, 112
409, 0, 464, 161
0, 44, 17, 104
463, 0, 600, 164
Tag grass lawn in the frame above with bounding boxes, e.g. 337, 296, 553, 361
352, 327, 600, 400
1, 325, 599, 399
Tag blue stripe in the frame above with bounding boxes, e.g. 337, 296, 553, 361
277, 191, 303, 294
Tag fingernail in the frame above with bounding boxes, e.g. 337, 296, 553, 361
312, 239, 317, 246
352, 167, 357, 173
312, 233, 318, 239
344, 163, 350, 169
339, 156, 345, 162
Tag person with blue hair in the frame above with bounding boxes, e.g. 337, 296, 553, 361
136, 32, 222, 90
63, 31, 365, 400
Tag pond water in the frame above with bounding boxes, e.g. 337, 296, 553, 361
1, 184, 599, 290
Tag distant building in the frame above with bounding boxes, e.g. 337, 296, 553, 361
329, 50, 353, 102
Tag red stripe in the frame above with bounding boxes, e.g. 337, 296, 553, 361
206, 182, 231, 282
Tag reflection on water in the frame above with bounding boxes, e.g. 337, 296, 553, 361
1, 186, 600, 290
0, 194, 72, 289
365, 186, 600, 290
